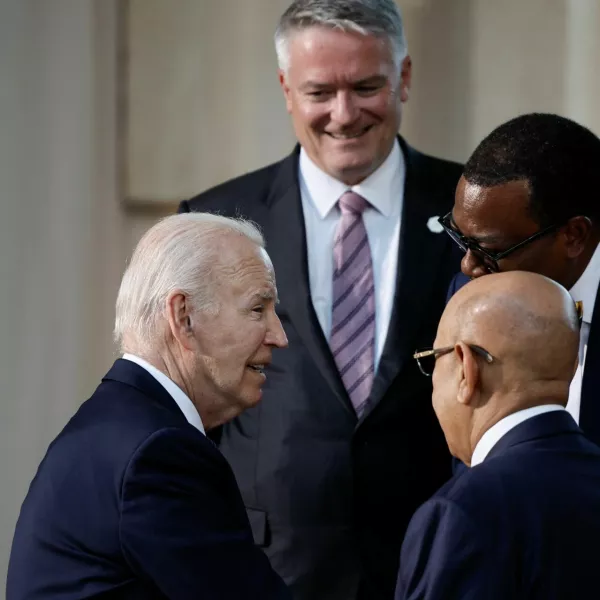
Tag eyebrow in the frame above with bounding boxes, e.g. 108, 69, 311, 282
249, 289, 279, 304
299, 75, 387, 92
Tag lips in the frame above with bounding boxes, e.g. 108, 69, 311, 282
326, 125, 373, 140
247, 364, 265, 375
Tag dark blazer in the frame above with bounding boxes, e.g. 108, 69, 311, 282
448, 271, 600, 446
395, 410, 600, 600
7, 359, 290, 600
180, 138, 463, 600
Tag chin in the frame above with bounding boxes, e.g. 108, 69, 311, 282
331, 160, 376, 185
240, 388, 263, 409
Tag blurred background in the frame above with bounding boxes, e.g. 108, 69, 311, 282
1, 0, 599, 591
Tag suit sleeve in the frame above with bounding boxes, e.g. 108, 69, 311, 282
119, 427, 290, 600
445, 273, 460, 304
395, 499, 508, 600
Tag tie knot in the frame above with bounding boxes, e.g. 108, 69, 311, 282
339, 191, 368, 215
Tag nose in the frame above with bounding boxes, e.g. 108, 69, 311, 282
331, 91, 359, 125
461, 250, 488, 279
266, 312, 288, 349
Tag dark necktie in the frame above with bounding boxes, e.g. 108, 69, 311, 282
330, 191, 375, 417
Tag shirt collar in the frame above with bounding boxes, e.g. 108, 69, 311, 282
569, 242, 600, 324
470, 404, 565, 467
122, 353, 205, 435
299, 138, 404, 219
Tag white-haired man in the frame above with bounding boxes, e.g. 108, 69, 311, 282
7, 214, 290, 600
180, 1, 462, 598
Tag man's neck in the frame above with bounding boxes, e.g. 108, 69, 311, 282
468, 403, 566, 467
468, 388, 569, 461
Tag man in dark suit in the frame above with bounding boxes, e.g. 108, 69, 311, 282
396, 270, 600, 599
179, 1, 462, 598
7, 214, 290, 599
441, 113, 600, 447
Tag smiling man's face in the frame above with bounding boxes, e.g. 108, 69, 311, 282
279, 25, 411, 185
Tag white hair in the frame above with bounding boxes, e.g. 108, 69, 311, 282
114, 212, 265, 353
275, 0, 408, 73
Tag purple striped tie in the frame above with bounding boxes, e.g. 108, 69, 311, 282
330, 191, 375, 416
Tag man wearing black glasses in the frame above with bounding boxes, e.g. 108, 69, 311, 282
396, 271, 600, 600
442, 113, 600, 446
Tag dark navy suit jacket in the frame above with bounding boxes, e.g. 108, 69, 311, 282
448, 271, 600, 446
395, 410, 600, 599
7, 359, 290, 600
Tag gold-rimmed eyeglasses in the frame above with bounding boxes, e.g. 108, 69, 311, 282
413, 344, 495, 377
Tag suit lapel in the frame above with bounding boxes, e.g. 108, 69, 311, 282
578, 281, 600, 444
360, 142, 451, 422
263, 148, 354, 416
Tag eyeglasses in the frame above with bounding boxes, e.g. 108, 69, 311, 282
438, 212, 560, 273
413, 344, 494, 376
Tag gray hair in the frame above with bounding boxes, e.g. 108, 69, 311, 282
275, 0, 407, 73
114, 212, 265, 353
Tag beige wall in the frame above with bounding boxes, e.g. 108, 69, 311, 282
125, 0, 600, 207
1, 0, 599, 593
401, 0, 600, 160
0, 0, 124, 589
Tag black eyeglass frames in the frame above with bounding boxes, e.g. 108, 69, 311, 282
438, 212, 561, 273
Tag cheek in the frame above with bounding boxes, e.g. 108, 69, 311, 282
431, 365, 451, 413
232, 328, 267, 364
291, 97, 327, 128
357, 93, 390, 117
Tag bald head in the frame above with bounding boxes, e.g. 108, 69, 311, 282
441, 271, 579, 383
432, 271, 580, 464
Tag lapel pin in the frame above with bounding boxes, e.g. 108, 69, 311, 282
427, 216, 444, 233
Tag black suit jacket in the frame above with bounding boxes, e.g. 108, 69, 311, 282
396, 411, 600, 599
7, 359, 290, 600
448, 271, 600, 446
180, 139, 463, 600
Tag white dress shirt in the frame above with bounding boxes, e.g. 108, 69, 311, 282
122, 353, 205, 435
567, 242, 600, 423
299, 140, 405, 370
471, 404, 566, 466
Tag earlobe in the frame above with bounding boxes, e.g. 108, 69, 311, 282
166, 291, 196, 350
455, 342, 479, 406
457, 379, 470, 404
565, 216, 593, 259
278, 70, 293, 113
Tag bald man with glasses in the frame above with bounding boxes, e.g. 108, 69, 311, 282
396, 271, 600, 600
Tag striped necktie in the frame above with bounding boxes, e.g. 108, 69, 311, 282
330, 191, 375, 416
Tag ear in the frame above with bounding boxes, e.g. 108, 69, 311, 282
165, 291, 196, 351
279, 70, 293, 113
399, 55, 412, 103
563, 216, 593, 259
455, 342, 479, 406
